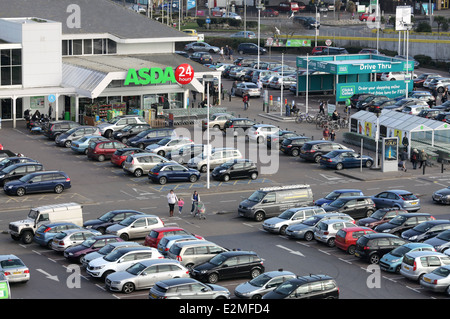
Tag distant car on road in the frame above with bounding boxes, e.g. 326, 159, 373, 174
230, 31, 255, 38
184, 42, 220, 53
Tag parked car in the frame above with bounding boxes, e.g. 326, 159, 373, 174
81, 241, 141, 267
314, 219, 356, 247
187, 148, 242, 173
145, 137, 193, 157
410, 91, 435, 106
384, 98, 428, 112
184, 42, 220, 53
190, 250, 265, 284
315, 189, 364, 207
312, 46, 327, 55
371, 190, 420, 212
144, 226, 204, 248
401, 220, 450, 242
202, 113, 235, 131
96, 115, 147, 138
262, 206, 325, 235
105, 214, 165, 241
3, 170, 71, 197
402, 105, 430, 116
182, 29, 197, 36
34, 222, 82, 248
149, 162, 201, 185
414, 73, 439, 88
87, 140, 127, 162
110, 148, 148, 167
234, 270, 296, 299
357, 208, 406, 229
354, 233, 408, 264
83, 210, 145, 234
374, 213, 435, 236
105, 259, 190, 294
166, 144, 206, 164
368, 99, 397, 112
294, 16, 320, 29
211, 159, 258, 182
50, 228, 102, 253
222, 12, 241, 19
190, 51, 213, 64
285, 212, 355, 241
70, 135, 108, 155
425, 229, 450, 253
359, 12, 375, 21
64, 234, 123, 263
167, 240, 228, 270
356, 95, 389, 111
300, 140, 350, 163
350, 93, 374, 108
262, 274, 339, 299
237, 43, 267, 55
320, 150, 374, 170
267, 130, 300, 150
435, 112, 450, 124
268, 75, 296, 90
359, 48, 382, 54
55, 125, 101, 148
0, 255, 30, 283
417, 108, 442, 120
247, 124, 279, 144
127, 128, 175, 149
379, 243, 436, 273
234, 82, 261, 97
43, 120, 80, 140
335, 226, 377, 255
149, 277, 230, 299
424, 75, 444, 88
428, 77, 450, 93
112, 123, 151, 144
0, 162, 44, 186
230, 31, 255, 38
314, 47, 348, 55
122, 153, 171, 177
400, 251, 450, 281
380, 72, 417, 82
157, 235, 200, 256
0, 156, 37, 171
420, 265, 450, 294
279, 136, 311, 156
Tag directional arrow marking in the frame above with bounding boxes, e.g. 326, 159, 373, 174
276, 245, 305, 257
36, 269, 59, 282
319, 174, 342, 181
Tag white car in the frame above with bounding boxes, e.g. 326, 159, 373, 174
81, 241, 141, 267
51, 228, 101, 252
187, 148, 242, 173
423, 76, 444, 88
86, 246, 163, 280
380, 72, 417, 81
222, 12, 242, 20
145, 137, 193, 157
247, 124, 280, 144
0, 254, 30, 283
128, 4, 146, 13
402, 105, 430, 115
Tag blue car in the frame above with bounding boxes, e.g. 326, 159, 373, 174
126, 128, 175, 149
320, 150, 374, 170
3, 171, 71, 196
34, 222, 82, 248
371, 190, 421, 211
71, 135, 108, 155
315, 189, 364, 207
148, 162, 200, 185
379, 243, 435, 273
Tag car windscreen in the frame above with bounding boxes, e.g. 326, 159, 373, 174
247, 191, 266, 202
98, 211, 116, 222
328, 199, 346, 208
273, 280, 297, 296
208, 254, 228, 266
118, 216, 136, 227
278, 209, 296, 220
103, 250, 126, 262
126, 262, 147, 275
436, 230, 450, 241
389, 245, 412, 257
81, 238, 96, 248
412, 222, 433, 233
389, 215, 407, 226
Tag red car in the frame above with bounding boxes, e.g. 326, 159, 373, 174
335, 226, 377, 255
312, 46, 327, 55
261, 8, 279, 17
0, 143, 3, 150
359, 12, 375, 22
87, 140, 126, 162
144, 226, 204, 248
110, 148, 147, 167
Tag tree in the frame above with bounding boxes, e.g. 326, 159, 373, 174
346, 1, 356, 17
435, 16, 447, 32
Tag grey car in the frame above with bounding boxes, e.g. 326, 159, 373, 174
105, 259, 190, 294
149, 278, 230, 299
122, 153, 172, 177
55, 126, 101, 148
262, 207, 325, 235
105, 214, 164, 241
424, 229, 450, 253
184, 42, 220, 54
234, 270, 296, 299
0, 254, 30, 283
420, 265, 450, 295
285, 212, 355, 241
371, 190, 421, 212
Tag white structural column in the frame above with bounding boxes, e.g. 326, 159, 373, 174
12, 96, 17, 128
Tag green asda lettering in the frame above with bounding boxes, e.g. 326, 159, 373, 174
124, 67, 176, 85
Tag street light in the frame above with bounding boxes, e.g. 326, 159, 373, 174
203, 74, 214, 189
314, 4, 320, 47
403, 22, 413, 99
256, 1, 263, 69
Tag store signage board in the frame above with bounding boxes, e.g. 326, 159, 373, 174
124, 64, 194, 86
336, 80, 413, 101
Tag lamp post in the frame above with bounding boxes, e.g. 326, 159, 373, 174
203, 74, 214, 189
375, 108, 381, 168
404, 22, 413, 99
280, 53, 284, 117
256, 1, 263, 69
315, 4, 319, 47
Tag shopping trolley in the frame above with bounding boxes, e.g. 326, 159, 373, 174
193, 201, 206, 220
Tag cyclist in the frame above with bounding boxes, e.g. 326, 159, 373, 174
332, 110, 340, 121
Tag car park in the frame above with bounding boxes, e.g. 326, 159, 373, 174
400, 251, 450, 281
379, 243, 436, 273
335, 226, 377, 254
96, 115, 147, 138
144, 226, 204, 248
34, 222, 82, 248
51, 228, 101, 252
262, 274, 339, 299
315, 189, 364, 207
86, 246, 163, 280
375, 213, 436, 236
55, 125, 101, 148
211, 159, 258, 182
314, 219, 356, 247
83, 210, 145, 234
149, 162, 200, 184
105, 259, 190, 294
112, 123, 151, 143
234, 82, 261, 97
81, 241, 141, 267
70, 135, 108, 155
187, 148, 242, 173
126, 128, 175, 149
319, 150, 374, 170
357, 208, 406, 229
190, 250, 265, 284
43, 120, 80, 140
4, 170, 71, 197
238, 184, 314, 222
110, 148, 148, 167
189, 52, 213, 64
105, 214, 165, 241
300, 140, 351, 163
145, 137, 193, 157
64, 234, 123, 263
157, 235, 200, 256
420, 265, 450, 294
262, 206, 325, 235
371, 190, 420, 211
401, 220, 450, 242
149, 277, 230, 299
184, 42, 220, 53
167, 240, 228, 270
424, 229, 450, 253
237, 43, 266, 55
354, 233, 408, 264
234, 269, 296, 299
201, 113, 234, 131
122, 153, 172, 177
87, 140, 126, 162
0, 255, 30, 283
0, 162, 44, 186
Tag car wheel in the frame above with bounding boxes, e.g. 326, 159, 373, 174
395, 265, 401, 273
102, 270, 114, 281
314, 155, 322, 163
21, 231, 33, 244
84, 149, 89, 155
213, 124, 220, 131
304, 231, 314, 241
223, 174, 230, 182
54, 185, 64, 194
208, 273, 219, 284
159, 177, 167, 185
134, 169, 143, 177
200, 165, 207, 173
122, 282, 135, 294
365, 209, 374, 218
105, 130, 113, 138
98, 155, 105, 162
119, 233, 129, 241
327, 237, 335, 247
446, 286, 450, 296
250, 268, 262, 279
250, 172, 258, 180
254, 211, 265, 222
369, 253, 380, 264
138, 143, 144, 149
64, 140, 71, 148
390, 78, 396, 81
78, 255, 85, 264
279, 225, 288, 236
347, 245, 356, 255
189, 175, 198, 183
16, 187, 26, 197
252, 294, 262, 299
257, 136, 263, 144
239, 50, 244, 55
336, 163, 344, 170
215, 296, 227, 299
291, 149, 299, 157
365, 160, 373, 168
157, 150, 165, 157
121, 137, 128, 144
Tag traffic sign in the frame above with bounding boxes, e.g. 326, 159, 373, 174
325, 39, 332, 46
206, 17, 211, 24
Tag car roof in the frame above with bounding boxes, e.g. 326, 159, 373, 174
138, 259, 182, 267
264, 270, 296, 278
59, 228, 92, 236
27, 170, 66, 176
174, 240, 215, 248
421, 220, 450, 225
405, 251, 446, 257
152, 226, 184, 232
5, 162, 42, 169
398, 213, 432, 217
363, 233, 399, 239
108, 241, 140, 247
115, 246, 154, 254
0, 254, 22, 261
340, 226, 372, 232
403, 242, 434, 249
219, 250, 257, 257
290, 274, 334, 285
40, 222, 78, 228
128, 214, 159, 220
332, 189, 363, 193
253, 124, 277, 128
337, 196, 371, 200
157, 277, 198, 288
320, 219, 354, 224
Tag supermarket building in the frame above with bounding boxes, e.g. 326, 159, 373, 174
0, 0, 219, 128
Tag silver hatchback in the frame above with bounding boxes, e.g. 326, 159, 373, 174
314, 219, 356, 247
55, 126, 101, 148
105, 214, 164, 241
234, 270, 296, 299
420, 265, 450, 295
400, 251, 450, 281
123, 153, 172, 177
51, 228, 101, 252
149, 278, 230, 299
263, 207, 325, 235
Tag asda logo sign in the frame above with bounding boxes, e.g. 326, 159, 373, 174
124, 64, 194, 86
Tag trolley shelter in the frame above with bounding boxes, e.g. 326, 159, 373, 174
295, 54, 414, 101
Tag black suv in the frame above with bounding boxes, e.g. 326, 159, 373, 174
322, 196, 376, 219
280, 136, 312, 156
190, 250, 265, 284
83, 210, 145, 234
300, 140, 349, 163
43, 120, 80, 140
266, 130, 299, 149
262, 274, 339, 299
211, 159, 258, 182
374, 213, 435, 236
0, 162, 44, 186
354, 233, 408, 264
112, 123, 151, 143
223, 118, 257, 136
401, 220, 450, 242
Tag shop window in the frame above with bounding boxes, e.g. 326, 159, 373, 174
73, 40, 83, 55
93, 39, 103, 55
0, 49, 22, 86
84, 39, 93, 55
107, 39, 117, 54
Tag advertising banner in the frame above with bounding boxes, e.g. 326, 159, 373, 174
336, 80, 413, 102
384, 137, 398, 161
187, 0, 196, 10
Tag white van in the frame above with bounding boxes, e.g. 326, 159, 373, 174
9, 202, 83, 244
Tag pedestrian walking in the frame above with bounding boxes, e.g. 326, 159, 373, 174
442, 87, 448, 103
257, 79, 262, 91
178, 197, 184, 214
411, 148, 419, 169
228, 47, 234, 60
190, 191, 200, 214
243, 93, 249, 110
219, 47, 224, 60
418, 149, 428, 169
167, 190, 178, 217
231, 80, 237, 97
330, 129, 336, 141
319, 100, 325, 115
345, 97, 351, 114
323, 126, 330, 140
399, 148, 408, 172
432, 88, 438, 104
402, 132, 409, 150
224, 45, 229, 59
285, 101, 290, 117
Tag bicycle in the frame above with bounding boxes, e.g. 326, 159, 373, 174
338, 117, 349, 129
295, 112, 314, 124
